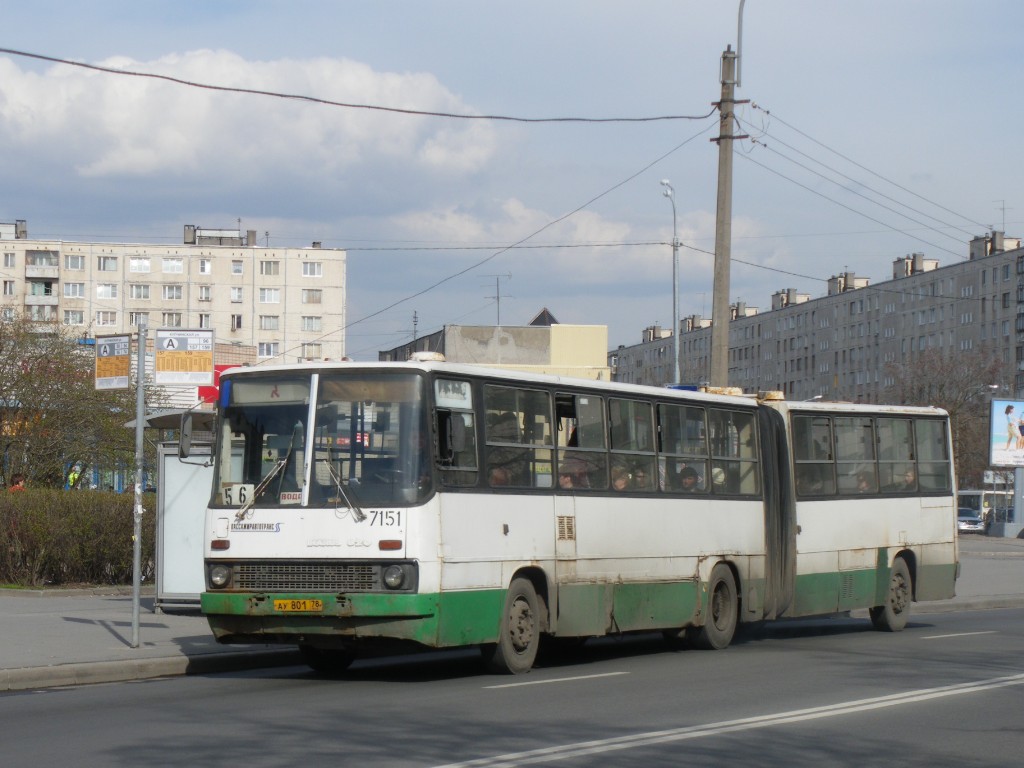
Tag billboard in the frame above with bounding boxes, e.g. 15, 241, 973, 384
990, 399, 1024, 468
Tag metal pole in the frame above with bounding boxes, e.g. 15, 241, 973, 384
130, 319, 147, 648
661, 180, 680, 385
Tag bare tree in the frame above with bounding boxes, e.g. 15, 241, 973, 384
882, 347, 1008, 488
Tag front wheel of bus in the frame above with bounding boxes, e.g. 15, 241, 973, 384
299, 644, 355, 676
870, 557, 911, 632
689, 564, 738, 650
486, 577, 541, 674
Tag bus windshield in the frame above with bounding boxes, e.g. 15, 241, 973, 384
212, 371, 430, 509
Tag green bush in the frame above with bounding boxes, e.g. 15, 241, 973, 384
0, 490, 156, 586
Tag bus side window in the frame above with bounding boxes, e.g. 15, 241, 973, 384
437, 410, 478, 486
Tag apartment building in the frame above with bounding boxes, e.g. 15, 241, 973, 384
0, 220, 346, 362
609, 232, 1023, 401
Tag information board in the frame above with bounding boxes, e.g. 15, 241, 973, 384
154, 329, 215, 386
95, 334, 131, 390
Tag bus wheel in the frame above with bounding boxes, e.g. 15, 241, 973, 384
299, 644, 355, 675
486, 577, 541, 674
870, 557, 911, 632
689, 564, 738, 650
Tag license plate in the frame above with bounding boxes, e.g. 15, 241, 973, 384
273, 598, 324, 612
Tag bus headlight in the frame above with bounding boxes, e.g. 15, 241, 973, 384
383, 564, 405, 589
210, 564, 232, 588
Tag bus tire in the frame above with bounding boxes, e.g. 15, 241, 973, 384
689, 564, 738, 650
485, 576, 541, 674
870, 556, 911, 632
299, 644, 355, 675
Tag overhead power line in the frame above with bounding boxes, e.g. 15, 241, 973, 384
749, 103, 990, 231
0, 47, 716, 124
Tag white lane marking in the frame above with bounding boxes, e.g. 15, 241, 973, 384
435, 671, 1024, 767
921, 630, 998, 640
483, 671, 628, 689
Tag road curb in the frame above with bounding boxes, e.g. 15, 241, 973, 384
0, 649, 301, 693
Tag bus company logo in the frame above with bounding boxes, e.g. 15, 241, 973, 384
230, 522, 282, 533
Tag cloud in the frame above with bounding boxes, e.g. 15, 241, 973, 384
0, 50, 498, 180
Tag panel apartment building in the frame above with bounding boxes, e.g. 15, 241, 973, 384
0, 220, 347, 363
610, 232, 1023, 401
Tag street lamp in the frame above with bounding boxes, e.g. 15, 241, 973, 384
660, 179, 680, 385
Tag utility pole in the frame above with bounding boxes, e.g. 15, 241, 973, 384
709, 12, 749, 386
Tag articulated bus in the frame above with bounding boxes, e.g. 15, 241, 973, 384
182, 359, 958, 674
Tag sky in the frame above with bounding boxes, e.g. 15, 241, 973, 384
1, 1, 1022, 360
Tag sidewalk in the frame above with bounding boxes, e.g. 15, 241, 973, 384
2, 536, 1022, 692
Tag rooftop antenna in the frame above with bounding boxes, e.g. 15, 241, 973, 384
483, 273, 512, 325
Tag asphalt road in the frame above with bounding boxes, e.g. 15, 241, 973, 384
4, 606, 1022, 767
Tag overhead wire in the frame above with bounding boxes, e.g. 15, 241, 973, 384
0, 47, 716, 124
749, 103, 990, 231
737, 116, 975, 242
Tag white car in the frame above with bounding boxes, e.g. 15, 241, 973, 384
957, 508, 987, 534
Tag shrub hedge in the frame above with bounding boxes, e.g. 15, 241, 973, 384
0, 490, 156, 587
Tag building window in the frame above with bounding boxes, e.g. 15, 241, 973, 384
199, 259, 212, 275
130, 284, 150, 300
97, 256, 118, 272
95, 311, 117, 326
259, 315, 279, 331
129, 256, 151, 273
63, 310, 84, 325
129, 311, 149, 327
231, 314, 243, 331
162, 284, 183, 300
302, 262, 322, 278
162, 312, 183, 327
198, 313, 211, 329
97, 283, 118, 299
302, 343, 322, 358
301, 315, 322, 332
3, 253, 14, 268
29, 306, 57, 321
258, 342, 279, 358
301, 289, 322, 304
260, 260, 280, 276
231, 287, 243, 303
28, 250, 59, 267
2, 281, 14, 296
65, 254, 84, 271
64, 282, 85, 298
232, 260, 243, 275
259, 288, 280, 304
197, 285, 211, 301
162, 258, 183, 273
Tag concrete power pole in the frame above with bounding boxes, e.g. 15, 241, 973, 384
710, 45, 747, 387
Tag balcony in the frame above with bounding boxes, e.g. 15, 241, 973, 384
25, 265, 59, 279
24, 294, 58, 306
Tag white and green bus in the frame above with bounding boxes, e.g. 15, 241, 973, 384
183, 359, 958, 674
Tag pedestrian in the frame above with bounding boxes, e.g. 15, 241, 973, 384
8, 473, 26, 492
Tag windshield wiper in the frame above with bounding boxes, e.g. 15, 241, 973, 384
320, 458, 367, 522
234, 458, 288, 522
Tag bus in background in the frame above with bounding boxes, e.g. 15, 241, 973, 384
182, 359, 958, 674
957, 489, 1013, 525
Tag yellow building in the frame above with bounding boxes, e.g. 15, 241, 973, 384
379, 309, 610, 381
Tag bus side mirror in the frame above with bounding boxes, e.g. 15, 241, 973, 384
179, 412, 193, 459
